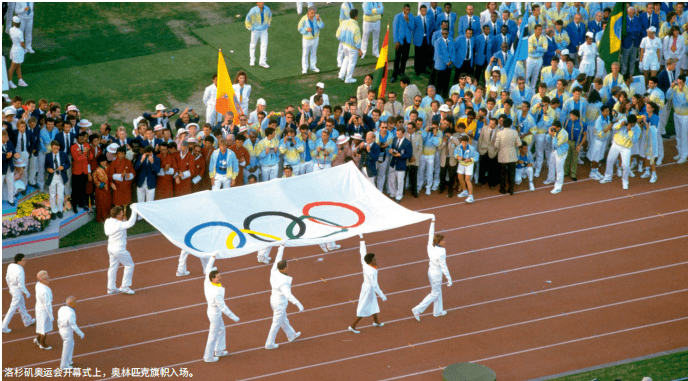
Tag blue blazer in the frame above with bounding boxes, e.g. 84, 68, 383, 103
492, 33, 512, 54
389, 137, 412, 171
566, 21, 587, 51
542, 36, 558, 66
587, 19, 604, 36
359, 142, 381, 177
639, 12, 660, 38
413, 14, 434, 46
113, 137, 134, 148
11, 129, 36, 155
55, 130, 76, 154
393, 12, 415, 44
657, 69, 672, 94
474, 34, 493, 66
435, 11, 457, 37
134, 154, 161, 189
44, 151, 71, 186
495, 19, 517, 44
30, 125, 42, 156
347, 123, 370, 137
492, 50, 511, 68
15, 109, 41, 121
622, 16, 642, 48
457, 15, 481, 37
433, 36, 455, 70
453, 35, 474, 67
2, 140, 16, 174
140, 138, 164, 150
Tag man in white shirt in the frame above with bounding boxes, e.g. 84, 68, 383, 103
15, 2, 34, 53
203, 74, 221, 126
265, 245, 303, 349
57, 296, 84, 369
309, 82, 330, 107
2, 253, 35, 333
34, 270, 53, 349
480, 2, 498, 27
103, 206, 138, 295
203, 252, 240, 362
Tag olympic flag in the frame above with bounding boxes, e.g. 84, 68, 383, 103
131, 163, 435, 259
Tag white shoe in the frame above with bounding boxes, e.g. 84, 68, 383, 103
600, 177, 612, 184
26, 318, 36, 327
534, 171, 540, 178
257, 257, 269, 264
550, 188, 561, 194
412, 310, 420, 321
119, 287, 135, 295
107, 288, 120, 294
302, 69, 307, 74
617, 169, 623, 177
360, 55, 365, 60
678, 157, 688, 164
425, 188, 431, 195
319, 243, 329, 253
458, 190, 469, 197
650, 172, 657, 183
34, 338, 41, 348
434, 311, 448, 317
176, 271, 190, 277
27, 47, 35, 54
674, 154, 681, 160
328, 244, 341, 250
310, 67, 320, 73
8, 81, 17, 89
18, 79, 28, 87
622, 183, 629, 190
577, 158, 584, 165
638, 164, 644, 173
656, 159, 662, 165
2, 328, 11, 333
348, 326, 360, 334
215, 350, 230, 357
338, 73, 345, 80
265, 344, 279, 350
259, 63, 270, 69
466, 195, 474, 203
204, 356, 219, 362
529, 182, 535, 191
640, 170, 651, 179
373, 322, 385, 327
628, 170, 635, 177
542, 180, 554, 185
630, 158, 637, 169
288, 332, 301, 342
344, 78, 357, 83
250, 61, 255, 67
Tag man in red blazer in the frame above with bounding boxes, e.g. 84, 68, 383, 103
70, 131, 94, 213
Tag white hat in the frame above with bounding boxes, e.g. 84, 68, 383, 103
585, 31, 594, 38
316, 82, 325, 89
489, 86, 499, 92
641, 378, 652, 381
439, 104, 451, 112
77, 119, 92, 128
491, 67, 501, 73
336, 135, 350, 145
647, 26, 657, 33
106, 143, 120, 154
155, 104, 166, 111
352, 133, 364, 141
301, 99, 310, 105
187, 137, 197, 143
257, 98, 266, 106
153, 124, 165, 131
186, 123, 199, 130
238, 126, 248, 133
561, 49, 569, 55
67, 105, 79, 112
12, 16, 20, 23
4, 108, 16, 116
133, 116, 145, 129
176, 128, 188, 135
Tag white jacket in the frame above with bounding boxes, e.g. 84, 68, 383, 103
5, 263, 29, 296
203, 256, 238, 320
104, 211, 138, 253
269, 246, 301, 308
203, 84, 217, 107
427, 222, 452, 281
35, 282, 54, 321
57, 306, 83, 338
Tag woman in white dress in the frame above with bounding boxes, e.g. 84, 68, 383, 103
412, 220, 452, 321
232, 71, 252, 116
578, 32, 598, 89
640, 27, 663, 86
349, 234, 386, 333
7, 16, 28, 89
34, 271, 54, 350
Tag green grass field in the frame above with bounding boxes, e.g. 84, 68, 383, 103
552, 350, 688, 381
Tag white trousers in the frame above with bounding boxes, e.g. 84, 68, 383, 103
136, 184, 155, 203
244, 166, 260, 184
412, 269, 444, 316
655, 127, 664, 162
546, 151, 567, 191
302, 37, 319, 71
525, 57, 543, 88
299, 160, 314, 175
107, 249, 134, 290
296, 2, 313, 14
533, 133, 546, 174
432, 151, 441, 188
603, 142, 632, 187
387, 169, 406, 200
419, 154, 435, 191
204, 312, 227, 361
177, 250, 209, 275
337, 43, 345, 67
339, 46, 358, 80
205, 105, 221, 126
212, 174, 232, 190
312, 162, 331, 172
59, 329, 74, 369
659, 99, 671, 135
17, 152, 29, 184
261, 164, 278, 181
2, 171, 15, 203
675, 113, 688, 159
375, 156, 391, 192
361, 20, 381, 57
64, 168, 72, 196
2, 288, 33, 330
19, 16, 33, 49
250, 30, 269, 65
28, 153, 38, 185
515, 166, 534, 184
48, 175, 65, 213
265, 302, 297, 348
37, 151, 46, 188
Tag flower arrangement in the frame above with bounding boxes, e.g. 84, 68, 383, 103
2, 193, 52, 239
2, 216, 43, 239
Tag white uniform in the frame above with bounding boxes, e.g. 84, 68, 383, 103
9, 26, 25, 64
2, 263, 34, 331
640, 36, 662, 71
57, 306, 83, 369
203, 256, 239, 362
35, 282, 53, 335
578, 42, 597, 77
176, 250, 209, 276
14, 2, 33, 51
103, 211, 138, 292
265, 246, 303, 348
203, 83, 221, 126
356, 240, 386, 317
232, 84, 252, 115
412, 222, 452, 317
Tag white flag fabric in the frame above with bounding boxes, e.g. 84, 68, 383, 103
132, 162, 434, 259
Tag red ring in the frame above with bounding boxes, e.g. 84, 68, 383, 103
302, 202, 365, 229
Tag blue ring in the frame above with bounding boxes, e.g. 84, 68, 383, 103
184, 221, 246, 252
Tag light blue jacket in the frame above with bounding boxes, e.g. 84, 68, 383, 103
245, 5, 272, 32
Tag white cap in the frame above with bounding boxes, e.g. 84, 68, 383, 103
301, 99, 310, 105
186, 122, 199, 130
106, 143, 120, 154
439, 104, 451, 112
336, 135, 350, 145
153, 124, 164, 131
316, 82, 325, 89
561, 49, 569, 55
177, 128, 188, 135
257, 98, 266, 106
585, 31, 594, 38
647, 26, 656, 33
12, 16, 20, 23
238, 126, 248, 133
352, 133, 364, 140
4, 108, 16, 116
155, 104, 166, 111
67, 105, 79, 112
489, 86, 499, 92
77, 119, 92, 128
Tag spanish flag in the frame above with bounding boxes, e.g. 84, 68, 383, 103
371, 24, 389, 99
598, 3, 627, 73
216, 50, 241, 124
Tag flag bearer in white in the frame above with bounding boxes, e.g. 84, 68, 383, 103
34, 270, 54, 350
412, 220, 452, 321
203, 252, 240, 363
104, 206, 138, 295
176, 249, 209, 277
58, 296, 84, 369
265, 245, 303, 349
2, 253, 35, 333
600, 115, 641, 190
349, 234, 386, 333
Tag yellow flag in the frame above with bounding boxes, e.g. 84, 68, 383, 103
216, 50, 241, 124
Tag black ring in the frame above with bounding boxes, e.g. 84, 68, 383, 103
243, 212, 306, 242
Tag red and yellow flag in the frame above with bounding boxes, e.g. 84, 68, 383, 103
371, 24, 389, 99
216, 50, 241, 124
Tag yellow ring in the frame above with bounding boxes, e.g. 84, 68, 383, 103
226, 229, 282, 249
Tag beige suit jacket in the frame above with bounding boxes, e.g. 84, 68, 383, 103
439, 133, 461, 167
478, 125, 499, 158
403, 84, 421, 110
494, 128, 522, 163
384, 101, 403, 116
408, 132, 423, 167
357, 84, 370, 102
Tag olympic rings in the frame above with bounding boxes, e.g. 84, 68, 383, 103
183, 202, 365, 252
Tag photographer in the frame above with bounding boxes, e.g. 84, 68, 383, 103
543, 121, 569, 194
279, 127, 304, 175
134, 146, 161, 215
296, 124, 315, 175
175, 107, 200, 133
600, 114, 641, 190
357, 131, 380, 184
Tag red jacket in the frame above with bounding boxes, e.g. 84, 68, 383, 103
71, 142, 94, 175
